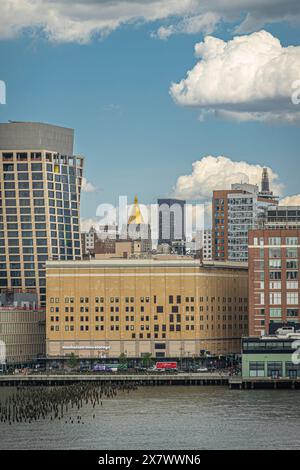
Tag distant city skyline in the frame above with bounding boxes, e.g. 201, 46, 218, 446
0, 1, 299, 230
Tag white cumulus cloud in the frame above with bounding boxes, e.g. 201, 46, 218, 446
0, 0, 199, 43
279, 194, 300, 206
82, 177, 97, 193
154, 12, 220, 39
170, 30, 300, 123
173, 155, 283, 200
0, 1, 299, 43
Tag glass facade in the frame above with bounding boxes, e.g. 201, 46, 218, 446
228, 194, 256, 261
0, 150, 83, 306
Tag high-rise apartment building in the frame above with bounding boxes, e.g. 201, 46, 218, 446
0, 122, 83, 307
248, 228, 300, 336
212, 169, 278, 262
46, 259, 248, 359
158, 198, 186, 254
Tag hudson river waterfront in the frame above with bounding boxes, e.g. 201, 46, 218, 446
1, 386, 300, 450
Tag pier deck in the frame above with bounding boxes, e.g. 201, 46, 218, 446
229, 377, 300, 390
0, 373, 299, 389
0, 372, 229, 387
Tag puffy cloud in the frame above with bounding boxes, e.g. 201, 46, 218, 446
279, 194, 300, 206
170, 30, 300, 123
82, 177, 97, 193
155, 0, 300, 39
173, 155, 283, 200
235, 0, 300, 34
153, 12, 220, 40
0, 1, 299, 43
210, 109, 300, 124
0, 0, 197, 43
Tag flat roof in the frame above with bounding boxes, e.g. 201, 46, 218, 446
0, 121, 74, 155
46, 259, 248, 270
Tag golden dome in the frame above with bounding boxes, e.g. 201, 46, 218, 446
128, 195, 144, 225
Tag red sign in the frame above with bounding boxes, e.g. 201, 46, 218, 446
155, 362, 177, 369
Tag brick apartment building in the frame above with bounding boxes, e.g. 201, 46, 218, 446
248, 228, 300, 336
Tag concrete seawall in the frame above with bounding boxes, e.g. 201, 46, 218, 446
0, 372, 229, 387
1, 373, 300, 389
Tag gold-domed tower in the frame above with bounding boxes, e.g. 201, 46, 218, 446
120, 196, 152, 256
128, 195, 144, 225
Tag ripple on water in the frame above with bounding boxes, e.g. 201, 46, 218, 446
0, 386, 300, 450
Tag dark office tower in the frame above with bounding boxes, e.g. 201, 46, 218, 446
158, 198, 186, 253
0, 122, 84, 307
259, 167, 278, 204
261, 167, 270, 193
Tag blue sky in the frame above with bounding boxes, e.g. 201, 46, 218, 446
0, 2, 299, 222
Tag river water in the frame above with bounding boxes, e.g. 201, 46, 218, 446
0, 385, 299, 450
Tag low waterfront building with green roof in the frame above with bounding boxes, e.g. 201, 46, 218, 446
242, 327, 300, 379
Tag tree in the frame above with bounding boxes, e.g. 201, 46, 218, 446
67, 352, 78, 370
119, 353, 128, 369
141, 352, 152, 368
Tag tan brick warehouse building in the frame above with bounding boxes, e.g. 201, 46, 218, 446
46, 260, 248, 359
